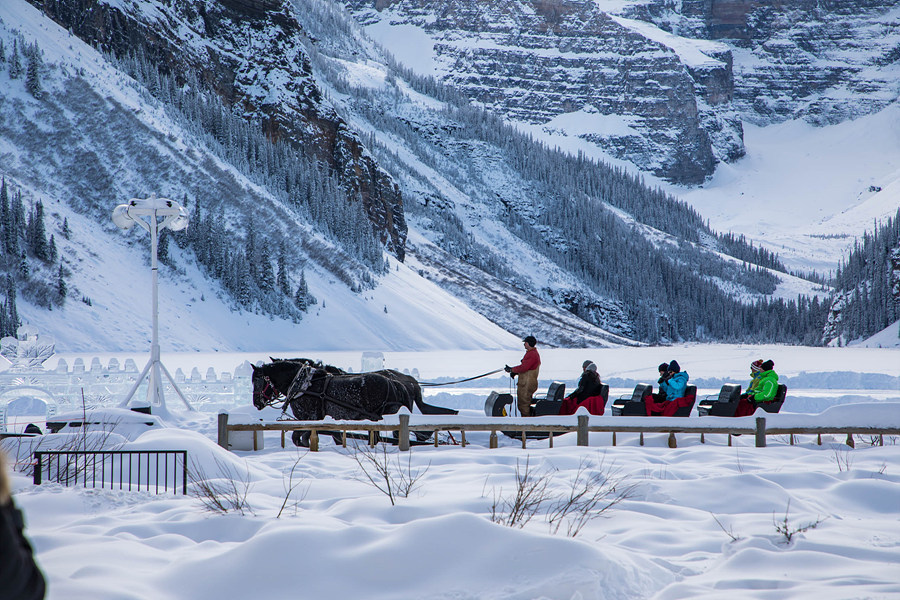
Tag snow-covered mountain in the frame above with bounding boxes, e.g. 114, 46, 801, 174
0, 0, 896, 351
0, 0, 522, 352
344, 0, 900, 183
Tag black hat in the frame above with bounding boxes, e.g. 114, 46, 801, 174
762, 359, 774, 371
668, 360, 681, 373
658, 363, 669, 372
523, 335, 537, 347
582, 360, 594, 369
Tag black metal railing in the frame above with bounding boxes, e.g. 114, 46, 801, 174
33, 450, 188, 495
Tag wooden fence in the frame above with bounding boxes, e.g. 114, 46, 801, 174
218, 413, 900, 452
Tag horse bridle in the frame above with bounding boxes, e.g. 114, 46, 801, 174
256, 375, 285, 408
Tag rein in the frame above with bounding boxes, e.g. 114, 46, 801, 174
418, 368, 505, 387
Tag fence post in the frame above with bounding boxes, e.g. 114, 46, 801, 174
33, 452, 42, 485
667, 432, 677, 448
845, 434, 855, 448
399, 414, 410, 452
489, 431, 498, 449
181, 451, 187, 495
755, 417, 767, 447
309, 430, 319, 452
577, 415, 589, 447
217, 413, 229, 449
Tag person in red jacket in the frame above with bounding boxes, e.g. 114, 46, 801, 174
505, 335, 541, 416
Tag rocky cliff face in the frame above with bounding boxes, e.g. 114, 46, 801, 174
344, 0, 745, 184
29, 0, 407, 258
343, 0, 898, 183
622, 0, 900, 126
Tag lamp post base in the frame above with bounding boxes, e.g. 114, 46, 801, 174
117, 357, 194, 418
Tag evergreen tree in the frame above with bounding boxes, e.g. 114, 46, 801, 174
157, 229, 170, 264
3, 276, 17, 337
9, 192, 23, 256
258, 245, 275, 293
0, 178, 9, 257
294, 270, 309, 311
18, 251, 28, 279
26, 200, 48, 260
0, 39, 6, 65
56, 264, 67, 300
25, 44, 42, 99
61, 217, 70, 240
48, 234, 58, 263
8, 40, 22, 80
827, 209, 900, 343
276, 249, 291, 295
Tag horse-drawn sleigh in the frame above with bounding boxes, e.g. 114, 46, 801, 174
251, 358, 457, 447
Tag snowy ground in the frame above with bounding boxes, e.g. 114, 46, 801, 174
3, 345, 899, 600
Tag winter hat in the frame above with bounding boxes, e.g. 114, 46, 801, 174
582, 359, 594, 370
658, 363, 669, 373
523, 335, 537, 347
668, 360, 681, 373
751, 359, 764, 373
761, 359, 775, 371
585, 362, 598, 373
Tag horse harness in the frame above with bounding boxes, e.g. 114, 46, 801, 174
277, 365, 392, 422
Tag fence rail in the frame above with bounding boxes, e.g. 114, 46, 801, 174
219, 414, 900, 451
33, 450, 188, 494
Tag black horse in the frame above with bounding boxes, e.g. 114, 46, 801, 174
265, 357, 455, 417
251, 360, 455, 447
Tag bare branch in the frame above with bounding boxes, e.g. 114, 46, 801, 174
189, 455, 254, 515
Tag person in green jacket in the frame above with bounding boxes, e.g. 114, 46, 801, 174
748, 360, 778, 403
735, 359, 779, 417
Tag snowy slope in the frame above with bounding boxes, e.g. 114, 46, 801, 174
676, 105, 900, 273
0, 0, 519, 352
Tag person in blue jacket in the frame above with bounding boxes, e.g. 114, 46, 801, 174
657, 360, 689, 400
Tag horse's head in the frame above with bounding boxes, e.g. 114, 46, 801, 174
251, 362, 292, 410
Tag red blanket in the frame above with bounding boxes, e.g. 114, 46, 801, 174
734, 397, 780, 417
559, 394, 606, 416
645, 394, 694, 416
734, 396, 756, 418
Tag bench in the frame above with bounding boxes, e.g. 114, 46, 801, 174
697, 384, 742, 417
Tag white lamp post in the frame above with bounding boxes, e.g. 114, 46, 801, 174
113, 195, 193, 418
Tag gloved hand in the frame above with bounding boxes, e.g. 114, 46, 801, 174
504, 365, 512, 373
658, 377, 665, 384
510, 371, 516, 378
